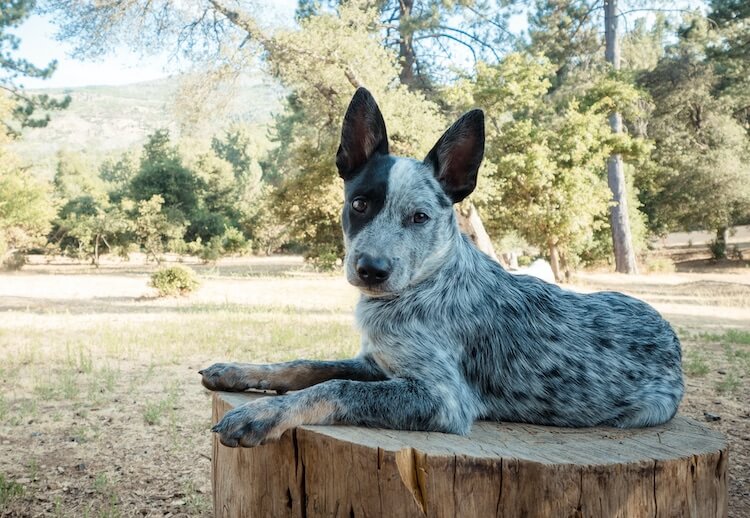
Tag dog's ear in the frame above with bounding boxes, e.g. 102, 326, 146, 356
424, 110, 484, 203
336, 88, 389, 180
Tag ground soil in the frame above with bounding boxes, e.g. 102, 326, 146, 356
0, 255, 748, 517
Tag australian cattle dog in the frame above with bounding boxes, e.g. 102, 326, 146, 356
201, 88, 684, 448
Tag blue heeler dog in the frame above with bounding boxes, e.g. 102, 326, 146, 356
201, 88, 684, 448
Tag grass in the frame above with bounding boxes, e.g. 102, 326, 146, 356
715, 371, 743, 395
0, 474, 24, 507
143, 383, 179, 426
684, 349, 711, 377
1, 262, 749, 516
0, 394, 7, 422
696, 329, 750, 346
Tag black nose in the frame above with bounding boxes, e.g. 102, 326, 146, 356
356, 254, 392, 284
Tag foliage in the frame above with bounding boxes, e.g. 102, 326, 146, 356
149, 265, 200, 297
131, 130, 197, 227
707, 0, 750, 127
1, 0, 70, 134
132, 195, 186, 264
2, 250, 26, 270
9, 0, 750, 272
268, 3, 445, 263
636, 22, 750, 245
0, 98, 55, 259
527, 0, 602, 86
449, 53, 650, 278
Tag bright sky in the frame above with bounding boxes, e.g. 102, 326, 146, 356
12, 1, 299, 90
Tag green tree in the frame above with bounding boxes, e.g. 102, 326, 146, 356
57, 201, 130, 265
133, 195, 186, 263
210, 127, 277, 251
707, 0, 750, 128
130, 130, 198, 233
638, 21, 750, 258
450, 53, 647, 280
1, 0, 70, 134
53, 150, 106, 202
0, 97, 55, 263
265, 4, 445, 264
99, 151, 138, 202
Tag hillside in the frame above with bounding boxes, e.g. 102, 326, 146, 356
11, 75, 283, 175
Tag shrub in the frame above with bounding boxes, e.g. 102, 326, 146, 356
199, 236, 224, 263
644, 256, 675, 273
221, 227, 247, 254
150, 265, 200, 297
2, 252, 26, 271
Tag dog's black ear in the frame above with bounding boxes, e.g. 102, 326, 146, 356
424, 110, 484, 203
336, 88, 389, 180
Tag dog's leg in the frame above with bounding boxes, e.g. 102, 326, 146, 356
200, 356, 386, 393
212, 378, 473, 447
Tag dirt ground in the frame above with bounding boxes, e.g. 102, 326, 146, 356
0, 255, 749, 517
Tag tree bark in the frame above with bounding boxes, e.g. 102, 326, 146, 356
713, 226, 729, 259
398, 0, 417, 88
604, 0, 638, 274
211, 391, 728, 518
548, 241, 561, 282
455, 203, 501, 264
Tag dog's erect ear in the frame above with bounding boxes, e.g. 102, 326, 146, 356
336, 88, 389, 180
424, 110, 484, 203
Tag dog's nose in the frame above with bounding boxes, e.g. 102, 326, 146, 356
356, 254, 392, 284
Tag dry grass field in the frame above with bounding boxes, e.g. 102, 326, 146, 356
1, 255, 749, 517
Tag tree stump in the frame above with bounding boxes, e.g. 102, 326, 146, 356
211, 392, 727, 518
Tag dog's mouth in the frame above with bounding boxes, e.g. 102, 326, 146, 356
348, 279, 398, 299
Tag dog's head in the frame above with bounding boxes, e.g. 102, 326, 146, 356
336, 87, 484, 297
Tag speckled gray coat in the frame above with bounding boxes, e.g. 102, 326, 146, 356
202, 88, 684, 448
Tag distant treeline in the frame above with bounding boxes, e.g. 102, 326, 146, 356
1, 0, 749, 273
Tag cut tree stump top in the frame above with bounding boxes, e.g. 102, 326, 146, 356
212, 391, 728, 518
216, 392, 723, 465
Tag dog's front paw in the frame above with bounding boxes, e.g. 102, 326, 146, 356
200, 363, 285, 393
200, 363, 250, 391
211, 398, 291, 448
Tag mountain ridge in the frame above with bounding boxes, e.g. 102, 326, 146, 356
12, 75, 283, 176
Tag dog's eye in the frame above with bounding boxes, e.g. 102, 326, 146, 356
413, 212, 429, 224
351, 198, 367, 213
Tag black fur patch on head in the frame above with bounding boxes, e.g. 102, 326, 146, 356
342, 154, 396, 238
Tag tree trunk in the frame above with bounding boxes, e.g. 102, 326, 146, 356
398, 0, 417, 88
604, 0, 638, 274
713, 226, 729, 259
548, 241, 562, 282
211, 391, 728, 517
454, 203, 501, 264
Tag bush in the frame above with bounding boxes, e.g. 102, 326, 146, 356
199, 235, 224, 263
150, 265, 200, 297
2, 252, 26, 271
644, 255, 675, 273
221, 227, 247, 254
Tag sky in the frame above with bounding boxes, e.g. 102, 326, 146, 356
11, 1, 298, 90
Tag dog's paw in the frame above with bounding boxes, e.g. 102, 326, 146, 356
211, 398, 291, 448
199, 363, 290, 393
200, 363, 252, 391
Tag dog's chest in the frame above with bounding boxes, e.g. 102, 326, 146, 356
355, 294, 463, 378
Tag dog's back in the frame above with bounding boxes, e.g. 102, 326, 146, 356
356, 231, 683, 429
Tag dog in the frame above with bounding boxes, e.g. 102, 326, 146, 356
201, 88, 684, 448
